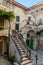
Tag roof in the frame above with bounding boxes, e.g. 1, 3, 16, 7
29, 1, 43, 10
7, 0, 43, 11
7, 0, 29, 11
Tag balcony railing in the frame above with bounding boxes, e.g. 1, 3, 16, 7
0, 26, 9, 36
0, 30, 8, 36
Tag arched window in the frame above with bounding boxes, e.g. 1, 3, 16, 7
38, 18, 42, 25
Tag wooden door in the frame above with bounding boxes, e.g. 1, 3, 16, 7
15, 24, 19, 31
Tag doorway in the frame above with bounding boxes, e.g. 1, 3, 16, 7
15, 24, 19, 31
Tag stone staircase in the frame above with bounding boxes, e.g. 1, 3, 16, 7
12, 32, 33, 65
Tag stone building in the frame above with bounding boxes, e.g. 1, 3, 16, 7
0, 0, 43, 55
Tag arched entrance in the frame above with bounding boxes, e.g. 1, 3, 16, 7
26, 30, 35, 49
0, 36, 8, 56
39, 30, 43, 49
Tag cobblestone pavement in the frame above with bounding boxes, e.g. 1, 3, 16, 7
31, 50, 43, 65
0, 57, 12, 65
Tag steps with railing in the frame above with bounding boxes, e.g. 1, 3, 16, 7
12, 31, 33, 65
10, 35, 21, 65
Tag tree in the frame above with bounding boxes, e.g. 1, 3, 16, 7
0, 9, 15, 57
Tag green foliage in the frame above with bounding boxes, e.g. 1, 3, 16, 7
8, 56, 16, 62
0, 9, 15, 21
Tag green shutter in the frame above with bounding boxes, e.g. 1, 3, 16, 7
29, 39, 33, 49
15, 24, 19, 31
26, 39, 29, 46
26, 38, 33, 49
28, 17, 31, 21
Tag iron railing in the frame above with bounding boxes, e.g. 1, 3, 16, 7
10, 35, 22, 65
16, 33, 32, 59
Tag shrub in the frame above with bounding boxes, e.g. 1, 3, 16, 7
8, 56, 16, 62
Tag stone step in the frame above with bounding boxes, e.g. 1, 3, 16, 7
13, 36, 33, 65
20, 50, 25, 52
21, 60, 32, 65
22, 57, 28, 61
20, 51, 25, 54
22, 55, 28, 58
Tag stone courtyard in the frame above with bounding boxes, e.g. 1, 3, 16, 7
0, 57, 12, 65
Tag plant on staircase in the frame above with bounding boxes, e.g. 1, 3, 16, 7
8, 55, 16, 63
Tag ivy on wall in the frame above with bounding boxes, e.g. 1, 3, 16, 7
0, 9, 15, 30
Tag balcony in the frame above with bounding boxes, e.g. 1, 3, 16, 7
0, 30, 8, 36
0, 26, 9, 36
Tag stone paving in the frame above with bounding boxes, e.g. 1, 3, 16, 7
0, 57, 12, 65
31, 50, 43, 65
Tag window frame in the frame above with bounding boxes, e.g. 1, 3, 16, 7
16, 16, 20, 22
28, 17, 31, 21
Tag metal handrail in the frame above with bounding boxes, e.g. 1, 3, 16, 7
18, 33, 31, 51
10, 35, 22, 64
16, 33, 32, 59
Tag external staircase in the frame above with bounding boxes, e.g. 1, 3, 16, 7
11, 31, 33, 65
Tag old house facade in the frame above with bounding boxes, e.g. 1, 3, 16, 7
0, 0, 43, 55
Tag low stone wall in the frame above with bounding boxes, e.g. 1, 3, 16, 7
39, 43, 43, 50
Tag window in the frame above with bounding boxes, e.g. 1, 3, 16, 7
36, 10, 38, 12
12, 4, 14, 10
31, 12, 33, 14
28, 17, 31, 21
2, 0, 6, 6
38, 19, 42, 25
8, 3, 11, 9
6, 2, 9, 8
16, 16, 20, 22
41, 8, 43, 10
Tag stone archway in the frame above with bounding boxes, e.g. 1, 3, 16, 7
39, 30, 43, 36
27, 30, 35, 36
39, 30, 43, 50
0, 36, 8, 56
26, 30, 35, 49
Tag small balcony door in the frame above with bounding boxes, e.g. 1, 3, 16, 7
15, 24, 19, 31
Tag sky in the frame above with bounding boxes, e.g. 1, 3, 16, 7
15, 0, 43, 7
